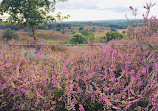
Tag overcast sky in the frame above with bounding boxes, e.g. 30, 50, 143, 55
55, 0, 158, 21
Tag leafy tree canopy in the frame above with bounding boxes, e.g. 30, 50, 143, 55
70, 34, 86, 44
106, 31, 124, 42
80, 29, 93, 36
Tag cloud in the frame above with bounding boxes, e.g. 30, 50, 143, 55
56, 0, 142, 13
55, 0, 158, 21
56, 0, 99, 10
96, 7, 130, 13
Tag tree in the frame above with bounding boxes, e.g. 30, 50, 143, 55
110, 28, 117, 32
106, 31, 124, 42
71, 30, 76, 34
70, 34, 86, 44
79, 27, 83, 31
0, 0, 69, 40
86, 34, 95, 42
80, 29, 92, 36
122, 31, 126, 34
92, 27, 96, 32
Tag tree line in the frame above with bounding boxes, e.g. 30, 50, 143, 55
0, 20, 143, 31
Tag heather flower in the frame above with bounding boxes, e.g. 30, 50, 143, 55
130, 90, 136, 96
127, 103, 132, 108
1, 102, 7, 107
10, 88, 15, 95
76, 75, 80, 81
35, 102, 38, 108
79, 104, 85, 111
52, 75, 56, 80
102, 39, 107, 42
86, 67, 90, 72
18, 86, 21, 94
5, 58, 12, 67
1, 83, 6, 90
38, 88, 42, 93
16, 62, 20, 67
123, 86, 129, 92
43, 79, 46, 84
51, 81, 55, 84
87, 38, 91, 44
70, 83, 74, 91
89, 80, 92, 83
122, 95, 126, 99
129, 6, 133, 10
77, 87, 81, 93
38, 51, 40, 58
71, 102, 76, 111
131, 76, 135, 82
105, 99, 112, 106
137, 81, 143, 86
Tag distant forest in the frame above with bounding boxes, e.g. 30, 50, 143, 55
0, 19, 143, 31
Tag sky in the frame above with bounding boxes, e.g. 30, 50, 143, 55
55, 0, 158, 21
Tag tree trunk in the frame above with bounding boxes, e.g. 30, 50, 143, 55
31, 26, 37, 41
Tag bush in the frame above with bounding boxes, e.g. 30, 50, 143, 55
97, 31, 124, 43
2, 28, 19, 41
70, 34, 86, 44
106, 31, 124, 42
61, 30, 65, 34
92, 27, 96, 32
85, 34, 95, 43
110, 28, 117, 32
97, 35, 106, 43
71, 30, 76, 34
79, 27, 83, 31
80, 29, 92, 36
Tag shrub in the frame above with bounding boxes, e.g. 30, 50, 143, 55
61, 30, 65, 34
70, 34, 86, 44
79, 27, 83, 31
106, 31, 124, 42
122, 30, 126, 34
85, 34, 95, 43
97, 31, 124, 43
110, 28, 117, 32
92, 27, 96, 32
80, 29, 92, 36
71, 30, 76, 34
2, 28, 19, 41
97, 35, 106, 43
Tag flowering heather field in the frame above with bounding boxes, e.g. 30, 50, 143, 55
0, 39, 157, 111
0, 4, 158, 111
